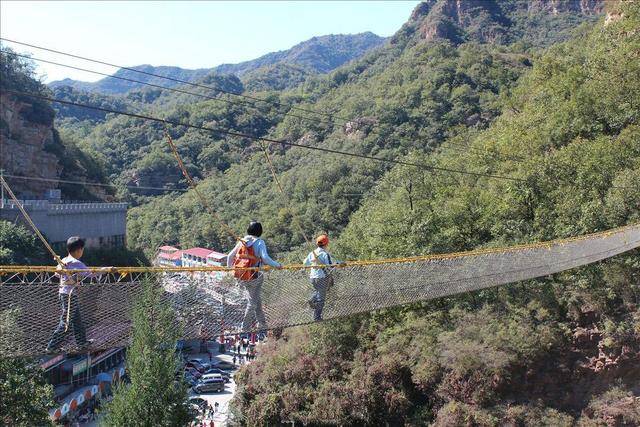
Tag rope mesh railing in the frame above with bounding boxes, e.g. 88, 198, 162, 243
1, 223, 639, 357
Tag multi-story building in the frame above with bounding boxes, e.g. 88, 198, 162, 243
156, 245, 228, 273
0, 199, 127, 251
181, 247, 214, 267
155, 245, 183, 267
206, 250, 227, 267
41, 347, 127, 423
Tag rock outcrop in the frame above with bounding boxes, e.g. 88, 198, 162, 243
407, 0, 605, 45
527, 0, 604, 15
0, 94, 61, 198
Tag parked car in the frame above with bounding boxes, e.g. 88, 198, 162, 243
188, 396, 208, 410
204, 368, 231, 382
188, 403, 201, 418
185, 361, 206, 373
183, 372, 197, 386
194, 376, 225, 393
212, 361, 235, 371
184, 367, 202, 378
198, 362, 214, 371
188, 358, 216, 370
201, 373, 224, 381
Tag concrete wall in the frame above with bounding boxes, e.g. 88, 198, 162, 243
0, 200, 128, 249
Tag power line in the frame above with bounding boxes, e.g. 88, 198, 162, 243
45, 51, 523, 163
4, 174, 381, 199
1, 89, 528, 183
2, 174, 189, 193
0, 50, 334, 127
0, 38, 350, 125
0, 39, 525, 163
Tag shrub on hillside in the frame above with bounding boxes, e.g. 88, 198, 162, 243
433, 401, 498, 427
501, 404, 574, 427
578, 387, 640, 426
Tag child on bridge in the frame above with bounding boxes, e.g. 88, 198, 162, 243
46, 236, 113, 353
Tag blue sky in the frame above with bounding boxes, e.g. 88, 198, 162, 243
0, 1, 420, 83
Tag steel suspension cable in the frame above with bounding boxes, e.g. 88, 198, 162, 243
162, 127, 242, 243
1, 49, 526, 164
0, 89, 527, 183
0, 38, 349, 125
3, 173, 189, 193
0, 51, 334, 127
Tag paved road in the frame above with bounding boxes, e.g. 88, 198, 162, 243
187, 341, 251, 426
80, 340, 253, 426
193, 379, 236, 426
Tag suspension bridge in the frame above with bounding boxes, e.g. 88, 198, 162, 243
0, 42, 638, 358
1, 222, 639, 357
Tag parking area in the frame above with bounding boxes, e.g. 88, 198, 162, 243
181, 338, 254, 426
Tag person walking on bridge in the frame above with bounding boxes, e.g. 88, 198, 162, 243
46, 236, 113, 353
304, 234, 342, 321
227, 221, 282, 333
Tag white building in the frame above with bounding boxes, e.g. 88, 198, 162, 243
181, 247, 214, 267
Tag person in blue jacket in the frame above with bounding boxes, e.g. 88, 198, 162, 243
303, 234, 342, 321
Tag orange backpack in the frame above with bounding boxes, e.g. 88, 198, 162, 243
233, 241, 260, 281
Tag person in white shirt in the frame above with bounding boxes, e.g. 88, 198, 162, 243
46, 236, 113, 353
303, 234, 343, 321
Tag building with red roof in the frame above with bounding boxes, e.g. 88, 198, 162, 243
207, 250, 227, 267
155, 245, 183, 267
181, 247, 214, 267
156, 245, 227, 268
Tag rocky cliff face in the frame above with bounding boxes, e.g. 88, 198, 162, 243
527, 0, 604, 15
407, 0, 605, 45
0, 94, 61, 198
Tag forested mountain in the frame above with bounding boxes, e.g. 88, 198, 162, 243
403, 0, 602, 46
214, 32, 386, 76
48, 65, 213, 95
47, 32, 386, 95
232, 2, 640, 424
5, 0, 640, 424
117, 0, 604, 257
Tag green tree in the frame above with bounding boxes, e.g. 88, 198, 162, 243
103, 278, 193, 426
0, 220, 47, 264
0, 309, 54, 426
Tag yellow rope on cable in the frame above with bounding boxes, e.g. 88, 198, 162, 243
1, 222, 637, 275
0, 176, 63, 266
257, 139, 321, 264
163, 126, 244, 245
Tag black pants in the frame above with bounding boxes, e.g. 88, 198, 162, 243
47, 293, 86, 350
